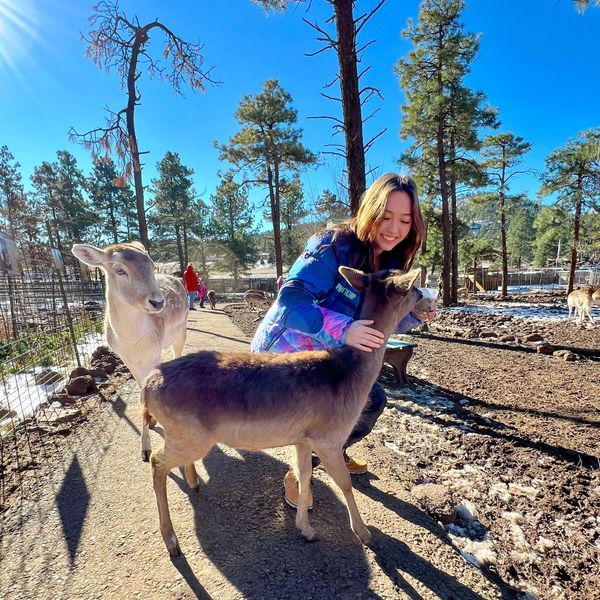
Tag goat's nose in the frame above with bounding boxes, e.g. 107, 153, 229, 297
149, 298, 165, 310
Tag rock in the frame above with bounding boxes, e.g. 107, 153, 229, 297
411, 483, 456, 525
536, 343, 555, 355
34, 369, 62, 385
480, 331, 497, 338
93, 355, 119, 374
69, 366, 90, 379
89, 367, 108, 379
499, 334, 516, 342
0, 407, 17, 420
524, 333, 545, 343
47, 390, 75, 406
66, 375, 96, 396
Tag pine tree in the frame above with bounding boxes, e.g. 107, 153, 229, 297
216, 79, 315, 277
150, 152, 196, 273
479, 133, 532, 296
31, 151, 96, 251
209, 171, 257, 287
88, 159, 137, 244
0, 146, 29, 238
540, 128, 600, 292
396, 0, 497, 304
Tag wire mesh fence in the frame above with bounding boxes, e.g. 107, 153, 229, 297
0, 239, 106, 511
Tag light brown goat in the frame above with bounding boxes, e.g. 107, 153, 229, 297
141, 266, 420, 555
72, 241, 188, 461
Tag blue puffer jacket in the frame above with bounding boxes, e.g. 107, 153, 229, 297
251, 228, 422, 353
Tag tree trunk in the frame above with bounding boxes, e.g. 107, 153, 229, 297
175, 226, 184, 274
567, 175, 583, 294
437, 123, 451, 307
127, 30, 149, 250
450, 175, 458, 304
182, 223, 189, 267
267, 164, 283, 278
500, 191, 508, 298
333, 0, 366, 215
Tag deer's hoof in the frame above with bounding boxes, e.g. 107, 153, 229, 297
141, 450, 151, 462
356, 527, 373, 547
302, 528, 319, 542
166, 534, 181, 556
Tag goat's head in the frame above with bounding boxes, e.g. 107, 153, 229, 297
592, 288, 600, 303
339, 266, 421, 333
72, 242, 166, 313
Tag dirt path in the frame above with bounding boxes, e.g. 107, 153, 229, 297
0, 307, 510, 599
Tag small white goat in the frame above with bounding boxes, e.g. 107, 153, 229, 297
72, 241, 188, 460
141, 266, 420, 555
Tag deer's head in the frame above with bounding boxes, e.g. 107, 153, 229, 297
72, 241, 166, 313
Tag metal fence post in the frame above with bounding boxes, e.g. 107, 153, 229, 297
55, 268, 81, 368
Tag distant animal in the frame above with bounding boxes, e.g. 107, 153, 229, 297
141, 266, 420, 555
567, 286, 600, 324
206, 289, 216, 310
71, 241, 188, 461
244, 289, 271, 310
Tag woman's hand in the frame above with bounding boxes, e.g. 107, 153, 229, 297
344, 319, 385, 352
414, 307, 436, 322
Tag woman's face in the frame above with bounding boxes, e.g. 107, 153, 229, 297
372, 190, 413, 256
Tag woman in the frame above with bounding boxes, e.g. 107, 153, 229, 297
251, 173, 431, 509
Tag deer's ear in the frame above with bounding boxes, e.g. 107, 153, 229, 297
390, 269, 421, 292
128, 241, 147, 252
339, 266, 367, 291
71, 244, 108, 267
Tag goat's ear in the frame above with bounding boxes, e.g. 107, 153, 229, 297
71, 244, 108, 267
339, 266, 367, 291
128, 241, 147, 252
389, 268, 421, 292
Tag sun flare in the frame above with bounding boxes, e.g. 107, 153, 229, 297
0, 0, 40, 72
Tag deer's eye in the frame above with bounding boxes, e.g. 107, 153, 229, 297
114, 266, 126, 276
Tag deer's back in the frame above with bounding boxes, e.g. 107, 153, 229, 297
143, 347, 366, 446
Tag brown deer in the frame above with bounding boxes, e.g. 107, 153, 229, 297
141, 266, 420, 555
71, 241, 188, 460
243, 289, 271, 310
206, 289, 216, 310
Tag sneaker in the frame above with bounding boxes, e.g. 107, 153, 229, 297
283, 469, 313, 510
345, 455, 368, 475
189, 307, 196, 311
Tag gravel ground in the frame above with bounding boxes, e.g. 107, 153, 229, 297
225, 292, 600, 599
0, 296, 598, 599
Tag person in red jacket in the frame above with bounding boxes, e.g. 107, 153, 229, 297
183, 263, 199, 310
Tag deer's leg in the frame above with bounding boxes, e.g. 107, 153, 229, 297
150, 446, 181, 556
184, 462, 200, 492
171, 331, 186, 359
314, 445, 372, 546
293, 442, 316, 541
141, 394, 153, 462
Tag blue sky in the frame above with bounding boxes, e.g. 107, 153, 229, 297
1, 0, 599, 220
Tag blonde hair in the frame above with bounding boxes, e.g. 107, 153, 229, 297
349, 173, 424, 269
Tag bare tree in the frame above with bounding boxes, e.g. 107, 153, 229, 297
256, 0, 387, 215
70, 1, 217, 249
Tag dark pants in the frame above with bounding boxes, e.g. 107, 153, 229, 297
311, 382, 387, 467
